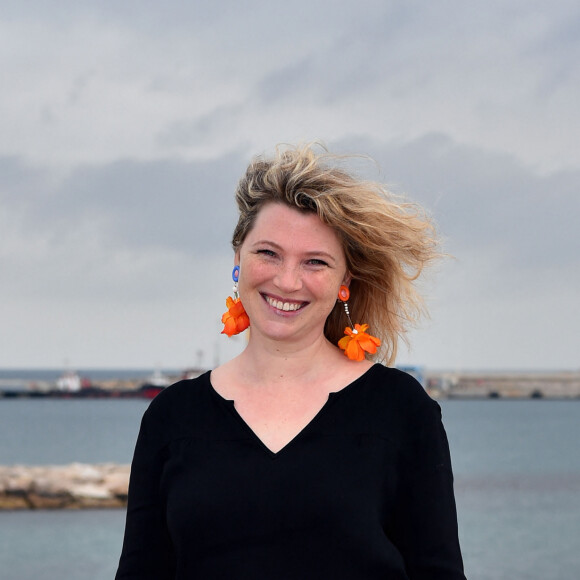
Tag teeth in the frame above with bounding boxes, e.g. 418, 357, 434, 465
266, 296, 302, 311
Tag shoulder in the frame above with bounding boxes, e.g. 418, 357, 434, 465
364, 364, 435, 408
140, 371, 212, 432
353, 364, 441, 435
149, 370, 210, 407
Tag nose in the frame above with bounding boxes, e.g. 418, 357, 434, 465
274, 262, 303, 293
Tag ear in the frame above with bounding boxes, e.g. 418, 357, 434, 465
234, 249, 240, 267
342, 271, 352, 286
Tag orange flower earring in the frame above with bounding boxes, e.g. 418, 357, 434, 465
221, 265, 250, 336
336, 285, 381, 361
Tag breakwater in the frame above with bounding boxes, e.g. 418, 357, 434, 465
0, 379, 159, 399
0, 463, 129, 510
426, 370, 580, 398
3, 369, 580, 399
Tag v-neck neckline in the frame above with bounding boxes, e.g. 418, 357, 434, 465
206, 364, 378, 458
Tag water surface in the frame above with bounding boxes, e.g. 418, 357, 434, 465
1, 398, 579, 579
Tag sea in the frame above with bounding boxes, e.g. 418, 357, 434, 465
1, 369, 579, 580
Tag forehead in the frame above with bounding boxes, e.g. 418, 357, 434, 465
245, 203, 344, 254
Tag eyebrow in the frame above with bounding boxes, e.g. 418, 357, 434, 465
252, 240, 339, 264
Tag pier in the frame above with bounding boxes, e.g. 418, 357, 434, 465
426, 370, 580, 399
1, 369, 579, 400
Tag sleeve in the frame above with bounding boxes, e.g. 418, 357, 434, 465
390, 398, 467, 580
115, 403, 176, 579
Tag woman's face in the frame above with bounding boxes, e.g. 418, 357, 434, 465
236, 202, 350, 346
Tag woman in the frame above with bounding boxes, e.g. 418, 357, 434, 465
116, 144, 466, 579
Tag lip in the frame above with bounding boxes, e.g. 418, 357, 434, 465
261, 293, 308, 314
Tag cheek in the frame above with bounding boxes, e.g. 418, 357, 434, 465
239, 260, 271, 290
311, 276, 342, 305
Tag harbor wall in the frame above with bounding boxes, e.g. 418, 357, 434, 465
426, 370, 580, 398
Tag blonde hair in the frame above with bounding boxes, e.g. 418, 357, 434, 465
232, 143, 440, 365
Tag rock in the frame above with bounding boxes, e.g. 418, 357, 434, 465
1, 467, 35, 494
0, 463, 130, 510
69, 482, 113, 500
32, 475, 71, 496
104, 472, 131, 498
0, 495, 30, 510
69, 463, 104, 483
27, 492, 71, 510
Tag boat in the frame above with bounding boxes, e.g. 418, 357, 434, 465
139, 370, 171, 399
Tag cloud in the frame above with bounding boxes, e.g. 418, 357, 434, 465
328, 133, 580, 369
3, 152, 246, 250
335, 133, 579, 270
2, 132, 578, 369
0, 1, 578, 368
0, 151, 249, 309
2, 1, 578, 172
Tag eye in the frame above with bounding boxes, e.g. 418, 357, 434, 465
307, 258, 329, 266
257, 249, 277, 257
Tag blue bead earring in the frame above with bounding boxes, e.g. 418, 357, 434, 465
232, 265, 240, 299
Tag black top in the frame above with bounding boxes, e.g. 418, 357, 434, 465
116, 364, 466, 579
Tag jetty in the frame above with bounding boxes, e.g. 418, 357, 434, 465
0, 463, 130, 510
426, 370, 580, 399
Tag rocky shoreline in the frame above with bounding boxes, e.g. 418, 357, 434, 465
0, 463, 130, 510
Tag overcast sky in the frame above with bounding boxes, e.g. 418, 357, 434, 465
1, 1, 578, 371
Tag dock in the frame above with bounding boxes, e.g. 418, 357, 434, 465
426, 370, 580, 399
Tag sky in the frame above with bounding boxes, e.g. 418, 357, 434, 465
1, 1, 578, 371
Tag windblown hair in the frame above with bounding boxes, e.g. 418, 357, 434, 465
232, 143, 440, 365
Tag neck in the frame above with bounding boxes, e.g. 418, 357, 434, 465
236, 333, 343, 387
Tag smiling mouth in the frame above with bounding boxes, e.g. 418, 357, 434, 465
263, 295, 305, 312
